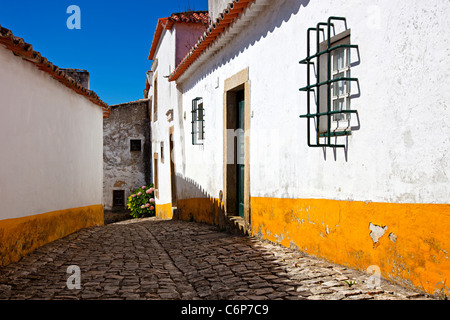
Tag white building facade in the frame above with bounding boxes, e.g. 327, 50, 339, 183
0, 26, 109, 266
148, 11, 209, 218
149, 0, 450, 295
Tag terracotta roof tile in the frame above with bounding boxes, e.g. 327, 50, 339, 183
148, 11, 209, 60
0, 24, 110, 118
168, 11, 209, 26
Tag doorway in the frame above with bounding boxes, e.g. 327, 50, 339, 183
236, 90, 245, 218
169, 127, 177, 207
112, 190, 125, 208
223, 68, 251, 228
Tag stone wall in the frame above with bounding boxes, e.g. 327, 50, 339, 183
103, 99, 151, 211
60, 68, 90, 90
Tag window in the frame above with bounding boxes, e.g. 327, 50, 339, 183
330, 32, 352, 125
160, 141, 164, 163
130, 139, 142, 152
113, 190, 125, 207
317, 28, 354, 133
299, 17, 359, 148
191, 98, 205, 145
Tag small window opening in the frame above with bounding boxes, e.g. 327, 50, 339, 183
113, 190, 125, 207
130, 139, 142, 152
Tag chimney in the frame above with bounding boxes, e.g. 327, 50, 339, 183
60, 68, 90, 90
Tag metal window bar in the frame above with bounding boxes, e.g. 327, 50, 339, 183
191, 97, 205, 145
299, 17, 359, 148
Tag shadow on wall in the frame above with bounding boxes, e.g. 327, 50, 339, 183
173, 174, 242, 234
183, 0, 311, 91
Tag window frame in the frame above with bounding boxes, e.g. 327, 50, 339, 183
160, 141, 164, 163
112, 190, 125, 208
332, 45, 352, 123
191, 97, 205, 145
318, 29, 353, 133
130, 139, 142, 152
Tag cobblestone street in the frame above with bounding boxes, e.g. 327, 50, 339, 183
0, 218, 435, 301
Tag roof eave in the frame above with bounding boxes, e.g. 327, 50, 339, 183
148, 18, 168, 60
0, 24, 111, 118
169, 0, 261, 82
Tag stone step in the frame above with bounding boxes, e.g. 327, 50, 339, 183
227, 216, 249, 236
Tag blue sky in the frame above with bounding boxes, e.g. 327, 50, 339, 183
0, 0, 209, 105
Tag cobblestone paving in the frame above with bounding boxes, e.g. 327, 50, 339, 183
0, 218, 435, 300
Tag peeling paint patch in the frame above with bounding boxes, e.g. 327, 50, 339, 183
369, 223, 387, 248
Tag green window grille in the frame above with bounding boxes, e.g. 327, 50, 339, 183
191, 97, 205, 145
299, 16, 359, 148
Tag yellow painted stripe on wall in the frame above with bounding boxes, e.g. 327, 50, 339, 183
155, 203, 173, 220
0, 205, 104, 267
251, 197, 450, 295
177, 198, 224, 225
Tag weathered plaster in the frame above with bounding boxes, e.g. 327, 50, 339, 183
0, 205, 103, 267
103, 100, 151, 210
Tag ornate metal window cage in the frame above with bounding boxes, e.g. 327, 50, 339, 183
299, 16, 359, 148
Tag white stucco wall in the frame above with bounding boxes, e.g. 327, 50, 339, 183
0, 44, 104, 220
151, 26, 178, 206
208, 0, 232, 22
178, 76, 224, 201
175, 0, 449, 205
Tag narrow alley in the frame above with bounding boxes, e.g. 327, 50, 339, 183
0, 218, 434, 301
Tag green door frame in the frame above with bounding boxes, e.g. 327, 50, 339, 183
223, 68, 251, 230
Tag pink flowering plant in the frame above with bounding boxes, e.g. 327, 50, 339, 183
127, 184, 156, 218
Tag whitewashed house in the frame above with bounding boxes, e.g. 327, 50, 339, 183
0, 25, 110, 266
148, 0, 449, 296
147, 11, 209, 219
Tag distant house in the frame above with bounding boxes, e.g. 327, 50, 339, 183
0, 25, 110, 266
148, 0, 450, 296
146, 11, 210, 219
103, 99, 152, 212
